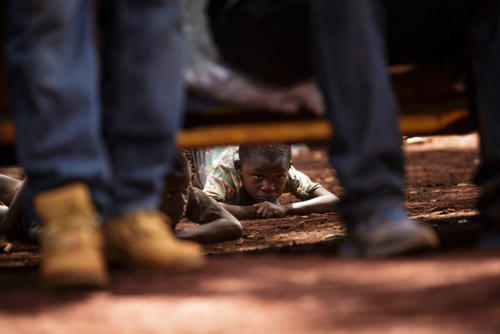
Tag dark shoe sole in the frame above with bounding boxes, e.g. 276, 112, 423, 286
42, 270, 109, 289
341, 224, 439, 257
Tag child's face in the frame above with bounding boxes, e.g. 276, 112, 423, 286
237, 155, 290, 204
160, 175, 190, 227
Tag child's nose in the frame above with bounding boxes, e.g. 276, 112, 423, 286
261, 179, 275, 191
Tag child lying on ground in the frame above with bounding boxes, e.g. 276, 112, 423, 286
159, 152, 242, 244
0, 175, 25, 236
0, 175, 25, 251
191, 144, 339, 219
0, 174, 22, 213
0, 156, 242, 245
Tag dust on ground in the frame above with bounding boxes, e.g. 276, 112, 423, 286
2, 133, 500, 334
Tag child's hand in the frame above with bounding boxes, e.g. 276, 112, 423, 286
252, 202, 288, 218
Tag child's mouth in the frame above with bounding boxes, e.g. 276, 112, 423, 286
256, 194, 276, 202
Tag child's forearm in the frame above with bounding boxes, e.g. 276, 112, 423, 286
285, 195, 338, 216
219, 203, 256, 219
0, 179, 25, 236
0, 175, 22, 206
175, 218, 242, 244
0, 206, 8, 227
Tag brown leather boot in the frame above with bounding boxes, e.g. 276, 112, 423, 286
103, 211, 205, 271
34, 183, 108, 288
341, 206, 439, 257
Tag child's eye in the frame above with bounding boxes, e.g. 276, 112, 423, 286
252, 175, 263, 180
274, 175, 286, 181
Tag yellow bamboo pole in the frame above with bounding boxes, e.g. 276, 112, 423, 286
0, 121, 14, 146
0, 108, 471, 148
176, 119, 331, 148
400, 109, 469, 134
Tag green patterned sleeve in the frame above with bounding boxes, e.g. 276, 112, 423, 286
202, 165, 236, 202
185, 187, 224, 224
286, 166, 321, 201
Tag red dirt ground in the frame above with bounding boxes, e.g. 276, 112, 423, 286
2, 133, 500, 334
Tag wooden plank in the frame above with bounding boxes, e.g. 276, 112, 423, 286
177, 119, 331, 148
400, 109, 470, 135
0, 108, 471, 149
176, 108, 471, 148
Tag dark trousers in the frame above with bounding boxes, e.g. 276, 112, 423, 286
310, 0, 405, 223
469, 1, 500, 227
5, 0, 185, 218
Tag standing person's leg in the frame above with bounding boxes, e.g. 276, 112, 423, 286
100, 0, 185, 218
469, 1, 500, 236
5, 0, 108, 286
6, 0, 110, 210
310, 0, 438, 256
99, 0, 203, 269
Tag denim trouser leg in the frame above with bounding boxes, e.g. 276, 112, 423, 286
5, 0, 111, 214
100, 0, 185, 218
310, 0, 405, 223
470, 2, 500, 225
6, 0, 185, 220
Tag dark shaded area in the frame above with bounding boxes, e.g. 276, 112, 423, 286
0, 145, 16, 167
208, 0, 469, 83
384, 0, 469, 66
1, 252, 500, 334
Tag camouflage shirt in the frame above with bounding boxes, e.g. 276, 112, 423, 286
185, 186, 224, 224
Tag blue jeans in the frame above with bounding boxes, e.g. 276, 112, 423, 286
469, 1, 500, 228
310, 0, 405, 224
5, 0, 185, 219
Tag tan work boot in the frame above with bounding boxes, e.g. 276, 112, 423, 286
103, 211, 205, 271
34, 183, 108, 288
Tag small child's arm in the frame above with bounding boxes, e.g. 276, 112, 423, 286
252, 185, 338, 218
282, 185, 338, 215
0, 175, 23, 207
175, 206, 242, 244
218, 183, 338, 219
175, 187, 242, 244
0, 178, 26, 236
217, 202, 258, 219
